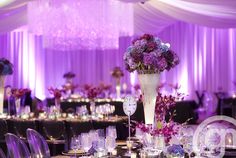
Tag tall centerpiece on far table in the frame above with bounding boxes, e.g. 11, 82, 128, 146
63, 72, 77, 98
124, 34, 179, 125
0, 58, 13, 114
111, 67, 124, 99
48, 87, 63, 111
83, 84, 102, 115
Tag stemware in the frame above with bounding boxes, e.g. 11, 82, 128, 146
135, 126, 143, 141
181, 125, 194, 157
94, 136, 106, 152
105, 136, 116, 153
70, 136, 78, 157
97, 129, 105, 138
90, 102, 96, 115
106, 126, 117, 139
81, 133, 92, 152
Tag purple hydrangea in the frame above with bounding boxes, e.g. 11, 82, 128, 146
143, 53, 157, 67
157, 57, 167, 71
167, 144, 185, 156
160, 43, 169, 52
124, 34, 179, 73
0, 58, 13, 75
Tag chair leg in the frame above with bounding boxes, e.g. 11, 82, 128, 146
52, 144, 56, 156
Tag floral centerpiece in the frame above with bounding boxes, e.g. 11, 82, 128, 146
83, 84, 102, 115
111, 67, 124, 79
124, 34, 179, 125
0, 58, 13, 114
111, 67, 124, 98
48, 87, 64, 107
83, 84, 102, 101
63, 72, 77, 96
136, 93, 179, 144
63, 71, 76, 79
98, 82, 112, 98
124, 34, 179, 74
12, 88, 31, 115
166, 144, 185, 158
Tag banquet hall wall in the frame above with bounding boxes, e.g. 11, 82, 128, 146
0, 21, 235, 100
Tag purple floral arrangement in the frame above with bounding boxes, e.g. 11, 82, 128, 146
48, 87, 64, 99
83, 84, 102, 100
0, 58, 13, 76
167, 144, 185, 157
124, 34, 179, 74
111, 67, 124, 78
136, 93, 183, 143
63, 72, 75, 79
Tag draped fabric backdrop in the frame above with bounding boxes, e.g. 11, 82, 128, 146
0, 21, 236, 100
0, 0, 236, 100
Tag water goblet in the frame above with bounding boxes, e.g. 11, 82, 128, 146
105, 136, 116, 154
97, 129, 105, 138
81, 133, 92, 153
106, 126, 117, 139
70, 136, 78, 157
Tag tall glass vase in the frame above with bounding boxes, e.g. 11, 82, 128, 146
138, 73, 160, 125
0, 76, 5, 114
55, 98, 61, 114
115, 78, 121, 99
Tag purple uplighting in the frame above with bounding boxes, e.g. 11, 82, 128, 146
1, 1, 236, 157
0, 21, 235, 99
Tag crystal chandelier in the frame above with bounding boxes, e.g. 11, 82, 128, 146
28, 0, 133, 50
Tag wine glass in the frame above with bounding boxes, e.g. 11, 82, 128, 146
70, 136, 79, 157
90, 102, 96, 115
97, 129, 105, 138
135, 127, 143, 141
94, 136, 105, 152
182, 126, 194, 157
81, 133, 92, 152
105, 136, 116, 154
111, 105, 115, 115
106, 126, 117, 139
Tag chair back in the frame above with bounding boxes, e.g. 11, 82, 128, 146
27, 128, 50, 158
13, 120, 36, 139
0, 119, 8, 140
0, 147, 6, 158
41, 120, 65, 140
5, 133, 31, 158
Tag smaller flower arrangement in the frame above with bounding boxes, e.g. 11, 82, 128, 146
83, 84, 102, 101
0, 58, 13, 76
124, 34, 179, 74
111, 67, 124, 78
166, 144, 185, 158
136, 93, 181, 143
48, 87, 64, 99
63, 72, 75, 79
98, 82, 112, 97
98, 82, 112, 91
12, 88, 30, 99
134, 84, 141, 91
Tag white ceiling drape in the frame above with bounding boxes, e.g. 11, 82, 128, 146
119, 0, 236, 34
0, 0, 236, 34
0, 0, 32, 33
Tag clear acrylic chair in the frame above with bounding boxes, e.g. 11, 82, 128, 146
27, 128, 51, 158
5, 133, 31, 158
0, 147, 6, 158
